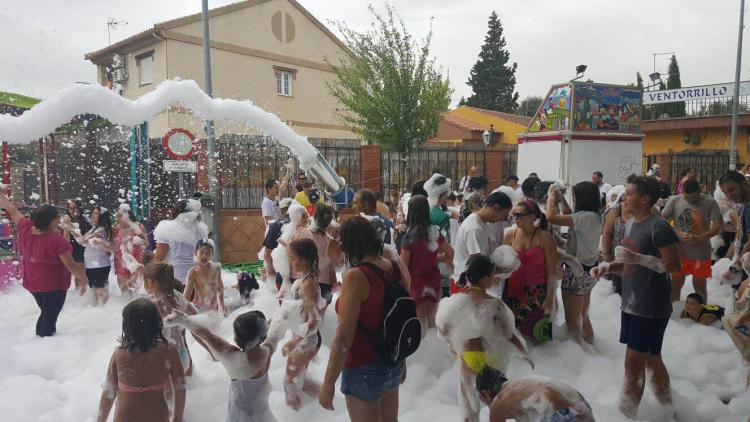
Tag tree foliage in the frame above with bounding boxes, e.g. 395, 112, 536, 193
327, 5, 452, 155
518, 96, 544, 117
464, 11, 519, 112
666, 55, 686, 118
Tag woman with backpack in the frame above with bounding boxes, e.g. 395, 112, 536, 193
319, 216, 415, 422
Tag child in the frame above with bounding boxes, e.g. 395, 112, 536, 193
680, 292, 725, 325
97, 299, 186, 422
73, 206, 114, 305
280, 238, 325, 410
166, 309, 284, 422
113, 205, 148, 295
143, 262, 197, 376
184, 240, 225, 314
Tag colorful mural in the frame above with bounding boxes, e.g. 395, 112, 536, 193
572, 83, 642, 133
529, 84, 571, 133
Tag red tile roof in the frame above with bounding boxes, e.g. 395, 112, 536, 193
443, 113, 487, 132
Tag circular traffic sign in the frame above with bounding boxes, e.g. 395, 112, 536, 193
162, 128, 195, 160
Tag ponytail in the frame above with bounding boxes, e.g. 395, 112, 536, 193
537, 213, 549, 231
457, 272, 470, 288
459, 254, 495, 287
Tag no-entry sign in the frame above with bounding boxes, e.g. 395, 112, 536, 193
163, 128, 195, 160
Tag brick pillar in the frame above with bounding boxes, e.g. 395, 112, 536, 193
197, 138, 209, 192
360, 145, 382, 193
486, 149, 503, 192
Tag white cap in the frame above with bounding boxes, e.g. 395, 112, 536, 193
279, 198, 294, 209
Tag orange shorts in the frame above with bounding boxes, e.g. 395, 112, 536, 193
671, 257, 712, 279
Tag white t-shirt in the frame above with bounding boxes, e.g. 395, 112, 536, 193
598, 183, 612, 198
83, 227, 111, 269
261, 196, 280, 222
452, 213, 491, 281
566, 211, 602, 266
163, 241, 196, 283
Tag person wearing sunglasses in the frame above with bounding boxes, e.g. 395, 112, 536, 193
502, 200, 558, 343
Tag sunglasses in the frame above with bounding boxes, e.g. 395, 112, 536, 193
512, 212, 531, 219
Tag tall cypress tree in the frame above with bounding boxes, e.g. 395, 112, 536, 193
636, 72, 643, 89
666, 55, 686, 117
465, 11, 519, 112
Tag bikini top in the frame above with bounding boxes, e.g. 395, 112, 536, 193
117, 381, 167, 393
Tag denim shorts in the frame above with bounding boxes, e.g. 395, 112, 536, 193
341, 357, 405, 401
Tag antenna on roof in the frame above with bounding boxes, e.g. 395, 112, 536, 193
107, 17, 128, 45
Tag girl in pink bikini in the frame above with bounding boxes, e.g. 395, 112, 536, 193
97, 298, 186, 422
503, 200, 559, 342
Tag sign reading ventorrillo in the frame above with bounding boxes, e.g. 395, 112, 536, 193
643, 81, 750, 105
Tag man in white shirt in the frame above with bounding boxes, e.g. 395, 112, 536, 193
452, 191, 513, 283
592, 171, 612, 203
261, 168, 291, 224
459, 165, 480, 193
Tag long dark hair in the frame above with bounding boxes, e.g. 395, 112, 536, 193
313, 204, 334, 235
340, 216, 383, 266
31, 205, 59, 231
93, 206, 113, 241
170, 200, 189, 220
517, 199, 548, 230
119, 298, 167, 353
289, 238, 320, 279
572, 181, 601, 214
457, 254, 495, 288
67, 199, 84, 222
406, 195, 431, 240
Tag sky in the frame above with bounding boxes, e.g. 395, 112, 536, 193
0, 0, 747, 106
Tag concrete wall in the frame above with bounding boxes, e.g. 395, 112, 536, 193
643, 126, 750, 164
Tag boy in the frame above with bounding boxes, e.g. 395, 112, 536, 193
680, 292, 725, 325
184, 239, 225, 314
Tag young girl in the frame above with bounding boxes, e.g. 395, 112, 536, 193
436, 254, 533, 422
74, 206, 114, 305
62, 199, 91, 293
166, 309, 285, 421
280, 238, 326, 410
400, 195, 454, 338
143, 262, 197, 376
97, 299, 185, 422
546, 181, 602, 346
184, 240, 225, 314
113, 205, 148, 295
292, 204, 343, 302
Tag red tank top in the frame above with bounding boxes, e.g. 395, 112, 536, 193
336, 263, 393, 368
507, 229, 547, 301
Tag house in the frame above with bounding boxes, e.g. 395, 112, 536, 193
84, 0, 355, 141
428, 105, 531, 147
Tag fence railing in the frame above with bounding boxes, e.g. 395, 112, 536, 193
644, 150, 728, 192
643, 94, 750, 121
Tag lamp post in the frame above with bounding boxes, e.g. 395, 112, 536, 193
653, 51, 674, 81
202, 0, 220, 260
730, 0, 745, 171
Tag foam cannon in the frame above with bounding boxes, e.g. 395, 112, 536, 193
299, 150, 345, 193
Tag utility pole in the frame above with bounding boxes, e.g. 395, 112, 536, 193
731, 0, 745, 171
202, 0, 221, 259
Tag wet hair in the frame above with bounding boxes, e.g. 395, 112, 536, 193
143, 262, 177, 294
475, 367, 508, 399
484, 191, 512, 210
31, 205, 59, 231
517, 199, 549, 230
93, 206, 113, 241
264, 179, 277, 193
406, 195, 431, 240
686, 292, 705, 304
683, 180, 700, 194
234, 310, 268, 350
572, 181, 601, 214
140, 249, 155, 265
170, 200, 189, 220
448, 192, 457, 202
119, 298, 167, 353
628, 176, 661, 206
719, 171, 747, 185
289, 238, 320, 279
468, 176, 489, 192
313, 204, 334, 233
357, 189, 377, 212
457, 254, 496, 287
411, 180, 428, 197
340, 216, 383, 266
195, 238, 214, 252
593, 171, 603, 178
67, 199, 83, 219
533, 181, 554, 204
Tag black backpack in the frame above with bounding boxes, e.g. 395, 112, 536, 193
358, 261, 421, 364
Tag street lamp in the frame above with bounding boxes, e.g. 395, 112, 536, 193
482, 130, 491, 146
652, 51, 674, 80
571, 65, 587, 81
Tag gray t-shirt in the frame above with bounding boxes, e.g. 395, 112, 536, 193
621, 214, 679, 319
661, 194, 721, 260
566, 211, 602, 266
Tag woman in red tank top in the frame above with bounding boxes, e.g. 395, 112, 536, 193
320, 217, 411, 422
503, 200, 558, 342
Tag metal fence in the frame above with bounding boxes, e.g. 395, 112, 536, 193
218, 136, 361, 209
643, 94, 750, 120
644, 150, 729, 192
380, 145, 487, 195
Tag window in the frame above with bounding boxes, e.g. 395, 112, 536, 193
276, 70, 293, 96
137, 53, 153, 86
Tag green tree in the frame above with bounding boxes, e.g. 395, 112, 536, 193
518, 95, 544, 117
666, 55, 686, 117
636, 72, 643, 89
464, 11, 519, 112
653, 80, 669, 119
327, 4, 452, 161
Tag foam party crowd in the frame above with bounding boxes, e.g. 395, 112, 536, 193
2, 166, 750, 422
